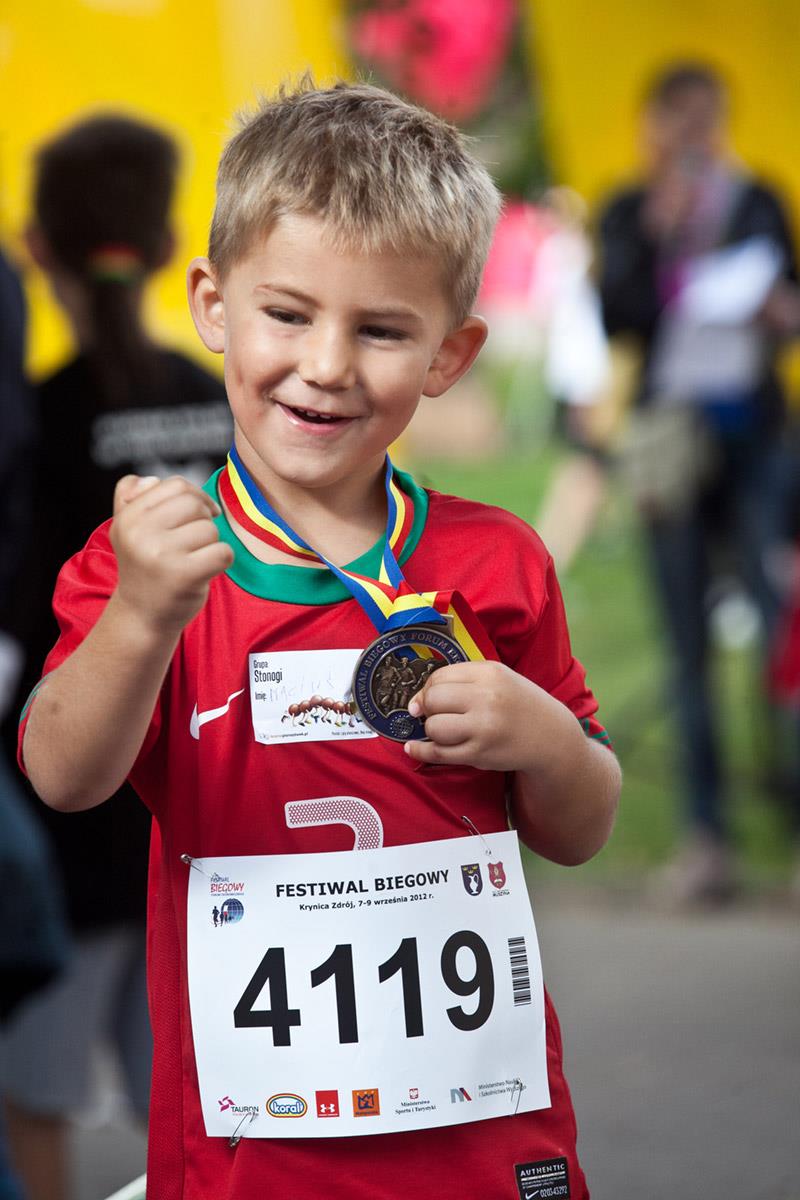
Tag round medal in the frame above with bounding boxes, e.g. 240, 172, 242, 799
352, 623, 469, 741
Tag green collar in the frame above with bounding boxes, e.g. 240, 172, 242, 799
203, 466, 429, 604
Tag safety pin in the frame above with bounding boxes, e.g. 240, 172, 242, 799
461, 815, 492, 857
511, 1077, 524, 1116
180, 853, 211, 877
229, 1109, 257, 1147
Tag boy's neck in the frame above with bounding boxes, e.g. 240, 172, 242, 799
223, 457, 389, 568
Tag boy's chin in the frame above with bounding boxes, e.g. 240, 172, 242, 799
269, 459, 374, 492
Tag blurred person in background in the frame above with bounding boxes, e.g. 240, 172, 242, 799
0, 115, 231, 1200
0, 243, 69, 1200
597, 62, 800, 903
530, 186, 615, 573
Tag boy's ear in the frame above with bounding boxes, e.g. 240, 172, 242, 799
187, 257, 225, 354
423, 316, 488, 397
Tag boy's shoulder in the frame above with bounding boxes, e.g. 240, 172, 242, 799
419, 487, 556, 640
55, 518, 117, 592
423, 486, 550, 564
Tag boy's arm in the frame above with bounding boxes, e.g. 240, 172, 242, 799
406, 661, 620, 866
22, 475, 233, 812
508, 686, 620, 865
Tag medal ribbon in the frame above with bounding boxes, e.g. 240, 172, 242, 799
220, 445, 448, 634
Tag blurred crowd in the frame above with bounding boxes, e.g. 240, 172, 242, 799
1, 59, 800, 1200
476, 62, 800, 904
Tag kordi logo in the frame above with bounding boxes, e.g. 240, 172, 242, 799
352, 1088, 380, 1117
266, 1093, 307, 1118
461, 863, 483, 895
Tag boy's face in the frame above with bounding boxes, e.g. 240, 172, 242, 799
189, 212, 485, 503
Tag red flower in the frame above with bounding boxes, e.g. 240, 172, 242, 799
351, 0, 517, 123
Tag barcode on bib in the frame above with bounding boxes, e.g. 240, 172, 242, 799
508, 936, 531, 1006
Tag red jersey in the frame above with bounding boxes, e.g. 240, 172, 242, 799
20, 469, 609, 1200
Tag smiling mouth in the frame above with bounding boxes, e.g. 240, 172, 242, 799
279, 401, 351, 425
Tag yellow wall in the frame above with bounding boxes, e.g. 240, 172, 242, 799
6, 1, 798, 381
526, 0, 800, 220
0, 0, 348, 377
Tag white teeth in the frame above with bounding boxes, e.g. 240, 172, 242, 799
292, 406, 338, 422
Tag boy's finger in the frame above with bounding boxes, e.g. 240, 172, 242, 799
166, 518, 225, 555
407, 664, 476, 717
186, 540, 235, 580
408, 682, 470, 718
142, 490, 222, 530
411, 660, 484, 703
404, 737, 468, 765
420, 713, 469, 746
134, 475, 221, 519
113, 474, 160, 515
118, 475, 222, 522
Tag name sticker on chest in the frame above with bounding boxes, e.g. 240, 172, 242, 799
248, 649, 376, 744
186, 830, 550, 1140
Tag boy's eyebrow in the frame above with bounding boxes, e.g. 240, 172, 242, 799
253, 283, 425, 325
253, 284, 316, 304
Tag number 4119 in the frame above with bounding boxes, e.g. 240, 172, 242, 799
233, 931, 495, 1047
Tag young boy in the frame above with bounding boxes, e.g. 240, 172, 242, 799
20, 81, 620, 1199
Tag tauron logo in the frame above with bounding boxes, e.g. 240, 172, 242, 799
266, 1093, 307, 1118
218, 1095, 258, 1116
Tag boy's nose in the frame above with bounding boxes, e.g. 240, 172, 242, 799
298, 327, 356, 391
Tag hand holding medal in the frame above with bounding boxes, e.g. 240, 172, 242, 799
404, 658, 562, 770
221, 448, 497, 741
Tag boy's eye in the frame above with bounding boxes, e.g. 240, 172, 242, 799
267, 308, 306, 326
361, 325, 407, 341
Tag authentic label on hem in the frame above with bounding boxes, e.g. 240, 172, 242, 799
515, 1157, 570, 1199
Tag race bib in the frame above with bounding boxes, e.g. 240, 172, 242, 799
186, 830, 550, 1139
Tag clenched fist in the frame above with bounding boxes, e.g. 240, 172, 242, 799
110, 474, 234, 634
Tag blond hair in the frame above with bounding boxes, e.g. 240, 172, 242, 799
209, 79, 501, 324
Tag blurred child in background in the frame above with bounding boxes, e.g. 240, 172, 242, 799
1, 114, 231, 1200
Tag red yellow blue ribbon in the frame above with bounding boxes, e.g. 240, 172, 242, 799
221, 447, 445, 633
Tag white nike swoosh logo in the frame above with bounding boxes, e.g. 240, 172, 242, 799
190, 689, 245, 739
